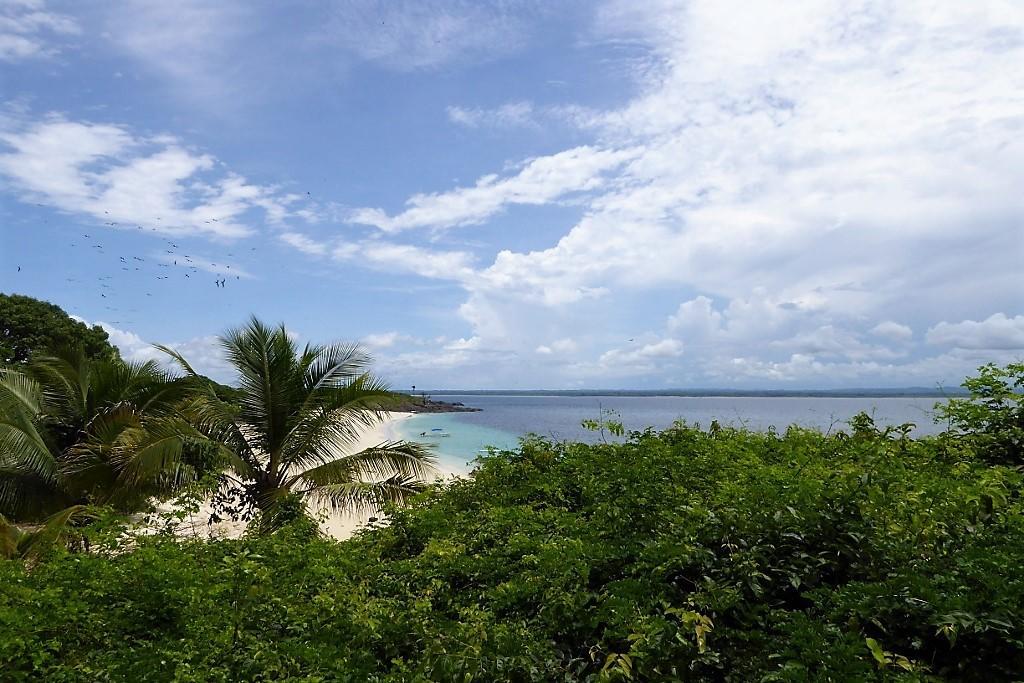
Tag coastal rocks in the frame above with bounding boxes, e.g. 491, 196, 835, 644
393, 397, 482, 413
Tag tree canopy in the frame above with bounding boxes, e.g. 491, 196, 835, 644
0, 346, 202, 521
162, 316, 435, 531
0, 293, 119, 364
1, 406, 1022, 679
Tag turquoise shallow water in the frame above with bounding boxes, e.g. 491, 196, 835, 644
397, 413, 518, 474
396, 395, 948, 474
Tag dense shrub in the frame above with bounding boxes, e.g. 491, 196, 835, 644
936, 362, 1023, 466
1, 413, 1022, 681
0, 293, 119, 364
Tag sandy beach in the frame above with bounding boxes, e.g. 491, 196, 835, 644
147, 411, 464, 541
317, 411, 463, 539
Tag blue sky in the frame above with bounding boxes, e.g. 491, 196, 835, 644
1, 0, 1022, 389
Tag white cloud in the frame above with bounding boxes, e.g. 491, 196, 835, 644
598, 338, 683, 369
872, 321, 913, 342
91, 2, 565, 111
64, 0, 1018, 389
536, 337, 577, 355
0, 0, 78, 61
445, 336, 482, 351
926, 313, 1024, 350
321, 0, 536, 71
362, 332, 400, 349
772, 325, 905, 362
73, 316, 234, 382
279, 232, 327, 256
0, 114, 303, 240
366, 0, 1024, 386
348, 146, 635, 232
447, 101, 536, 129
668, 296, 723, 339
158, 334, 233, 381
153, 252, 252, 279
333, 240, 477, 281
98, 0, 254, 104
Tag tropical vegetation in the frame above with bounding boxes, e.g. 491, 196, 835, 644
159, 317, 436, 531
1, 389, 1022, 680
0, 345, 198, 521
0, 293, 118, 364
0, 297, 434, 553
0, 294, 1021, 680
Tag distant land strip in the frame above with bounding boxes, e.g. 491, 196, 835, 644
420, 388, 969, 398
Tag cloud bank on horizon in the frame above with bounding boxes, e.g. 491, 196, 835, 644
1, 0, 1022, 388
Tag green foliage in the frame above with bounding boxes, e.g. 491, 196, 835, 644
0, 346, 201, 522
0, 293, 119, 364
936, 362, 1023, 466
161, 316, 436, 530
2, 395, 1023, 680
581, 404, 626, 442
0, 505, 99, 561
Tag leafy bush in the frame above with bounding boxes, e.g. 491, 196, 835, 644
0, 293, 119, 364
936, 362, 1023, 466
1, 407, 1022, 680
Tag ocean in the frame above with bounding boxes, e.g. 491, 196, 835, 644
396, 394, 950, 473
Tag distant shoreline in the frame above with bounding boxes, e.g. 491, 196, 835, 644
419, 389, 967, 399
390, 396, 483, 413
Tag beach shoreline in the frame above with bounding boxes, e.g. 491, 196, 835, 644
146, 411, 462, 542
316, 411, 464, 539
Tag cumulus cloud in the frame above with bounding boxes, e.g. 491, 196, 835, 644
357, 0, 1023, 386
536, 338, 577, 355
599, 338, 683, 368
668, 296, 724, 340
872, 321, 913, 342
772, 325, 905, 362
47, 1, 1020, 389
0, 114, 303, 239
73, 316, 234, 382
348, 146, 635, 232
926, 313, 1024, 350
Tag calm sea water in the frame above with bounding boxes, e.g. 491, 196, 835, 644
398, 395, 948, 473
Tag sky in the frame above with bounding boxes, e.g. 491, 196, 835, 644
0, 0, 1022, 389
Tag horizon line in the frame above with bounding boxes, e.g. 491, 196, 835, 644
404, 387, 967, 398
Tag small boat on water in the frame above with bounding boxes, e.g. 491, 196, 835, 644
418, 428, 451, 438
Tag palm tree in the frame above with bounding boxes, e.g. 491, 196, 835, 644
0, 505, 96, 561
0, 346, 200, 521
159, 317, 436, 531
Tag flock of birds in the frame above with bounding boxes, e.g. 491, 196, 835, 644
14, 210, 249, 326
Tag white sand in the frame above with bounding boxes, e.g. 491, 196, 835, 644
316, 411, 463, 539
143, 411, 463, 542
